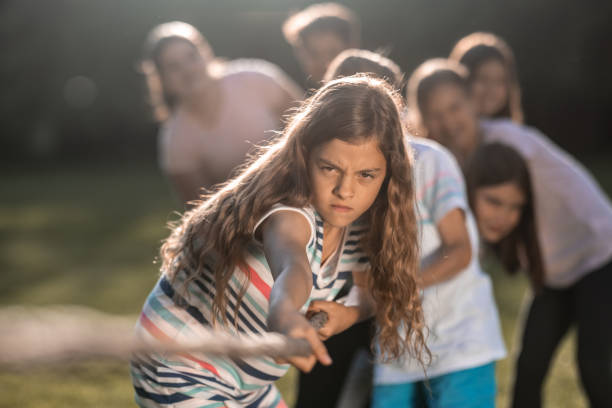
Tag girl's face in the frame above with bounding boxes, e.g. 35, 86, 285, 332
309, 137, 387, 230
158, 39, 211, 102
296, 31, 349, 83
471, 59, 509, 117
422, 83, 480, 159
474, 181, 525, 243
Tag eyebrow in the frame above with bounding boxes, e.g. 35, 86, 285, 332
318, 157, 383, 173
483, 193, 525, 207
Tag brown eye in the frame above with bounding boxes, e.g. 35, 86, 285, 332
485, 196, 503, 207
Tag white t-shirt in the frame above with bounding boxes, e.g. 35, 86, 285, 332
481, 119, 612, 287
374, 137, 506, 384
158, 59, 303, 182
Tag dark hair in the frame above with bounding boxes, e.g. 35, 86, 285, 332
406, 58, 469, 132
324, 49, 403, 89
162, 75, 426, 363
465, 143, 544, 290
283, 3, 360, 48
450, 32, 523, 123
141, 21, 215, 121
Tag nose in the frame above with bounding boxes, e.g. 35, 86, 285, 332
492, 206, 513, 227
441, 112, 459, 134
333, 174, 355, 199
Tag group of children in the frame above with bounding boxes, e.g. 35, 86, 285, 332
132, 3, 612, 408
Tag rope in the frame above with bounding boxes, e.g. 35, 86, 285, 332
0, 305, 328, 367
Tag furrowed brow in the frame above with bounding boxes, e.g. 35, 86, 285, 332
318, 157, 341, 168
358, 167, 383, 173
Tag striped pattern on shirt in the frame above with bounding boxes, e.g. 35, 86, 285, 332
130, 205, 369, 407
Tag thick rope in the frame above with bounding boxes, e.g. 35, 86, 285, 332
0, 305, 328, 367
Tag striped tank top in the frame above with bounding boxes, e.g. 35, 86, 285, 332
130, 205, 369, 407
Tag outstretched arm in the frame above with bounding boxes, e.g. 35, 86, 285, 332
260, 210, 332, 372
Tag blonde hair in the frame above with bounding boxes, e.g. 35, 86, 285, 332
161, 75, 426, 363
450, 32, 524, 123
141, 21, 215, 122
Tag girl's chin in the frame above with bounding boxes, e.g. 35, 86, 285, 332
321, 213, 355, 230
483, 233, 507, 245
480, 228, 507, 244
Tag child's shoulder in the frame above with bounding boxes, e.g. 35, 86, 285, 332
481, 119, 552, 159
256, 203, 318, 243
407, 136, 456, 162
480, 118, 544, 145
221, 59, 288, 86
407, 136, 462, 176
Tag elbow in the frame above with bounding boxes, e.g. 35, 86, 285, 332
456, 243, 472, 271
445, 241, 472, 274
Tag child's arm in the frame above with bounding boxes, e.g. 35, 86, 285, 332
307, 270, 374, 340
260, 210, 332, 372
419, 208, 472, 287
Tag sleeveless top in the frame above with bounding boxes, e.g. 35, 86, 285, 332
130, 204, 369, 406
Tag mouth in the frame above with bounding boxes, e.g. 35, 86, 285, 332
331, 204, 353, 213
485, 225, 507, 237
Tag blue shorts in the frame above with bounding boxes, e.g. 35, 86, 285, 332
371, 362, 496, 408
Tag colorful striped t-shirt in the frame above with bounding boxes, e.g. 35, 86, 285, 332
130, 205, 369, 407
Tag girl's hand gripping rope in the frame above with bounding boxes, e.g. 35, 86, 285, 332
307, 301, 359, 340
268, 305, 332, 372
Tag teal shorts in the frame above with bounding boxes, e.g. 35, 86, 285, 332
371, 362, 496, 408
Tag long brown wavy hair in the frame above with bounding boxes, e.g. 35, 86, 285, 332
160, 75, 425, 362
450, 32, 524, 124
465, 143, 545, 291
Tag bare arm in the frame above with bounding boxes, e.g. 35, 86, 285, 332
419, 208, 472, 288
260, 210, 331, 371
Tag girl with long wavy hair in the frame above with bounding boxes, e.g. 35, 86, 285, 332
130, 75, 426, 407
325, 52, 508, 408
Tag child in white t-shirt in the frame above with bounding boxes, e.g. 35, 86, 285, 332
408, 57, 612, 407
372, 137, 506, 407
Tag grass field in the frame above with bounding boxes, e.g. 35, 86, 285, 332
1, 157, 608, 407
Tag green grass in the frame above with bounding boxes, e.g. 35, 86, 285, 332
1, 157, 608, 407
